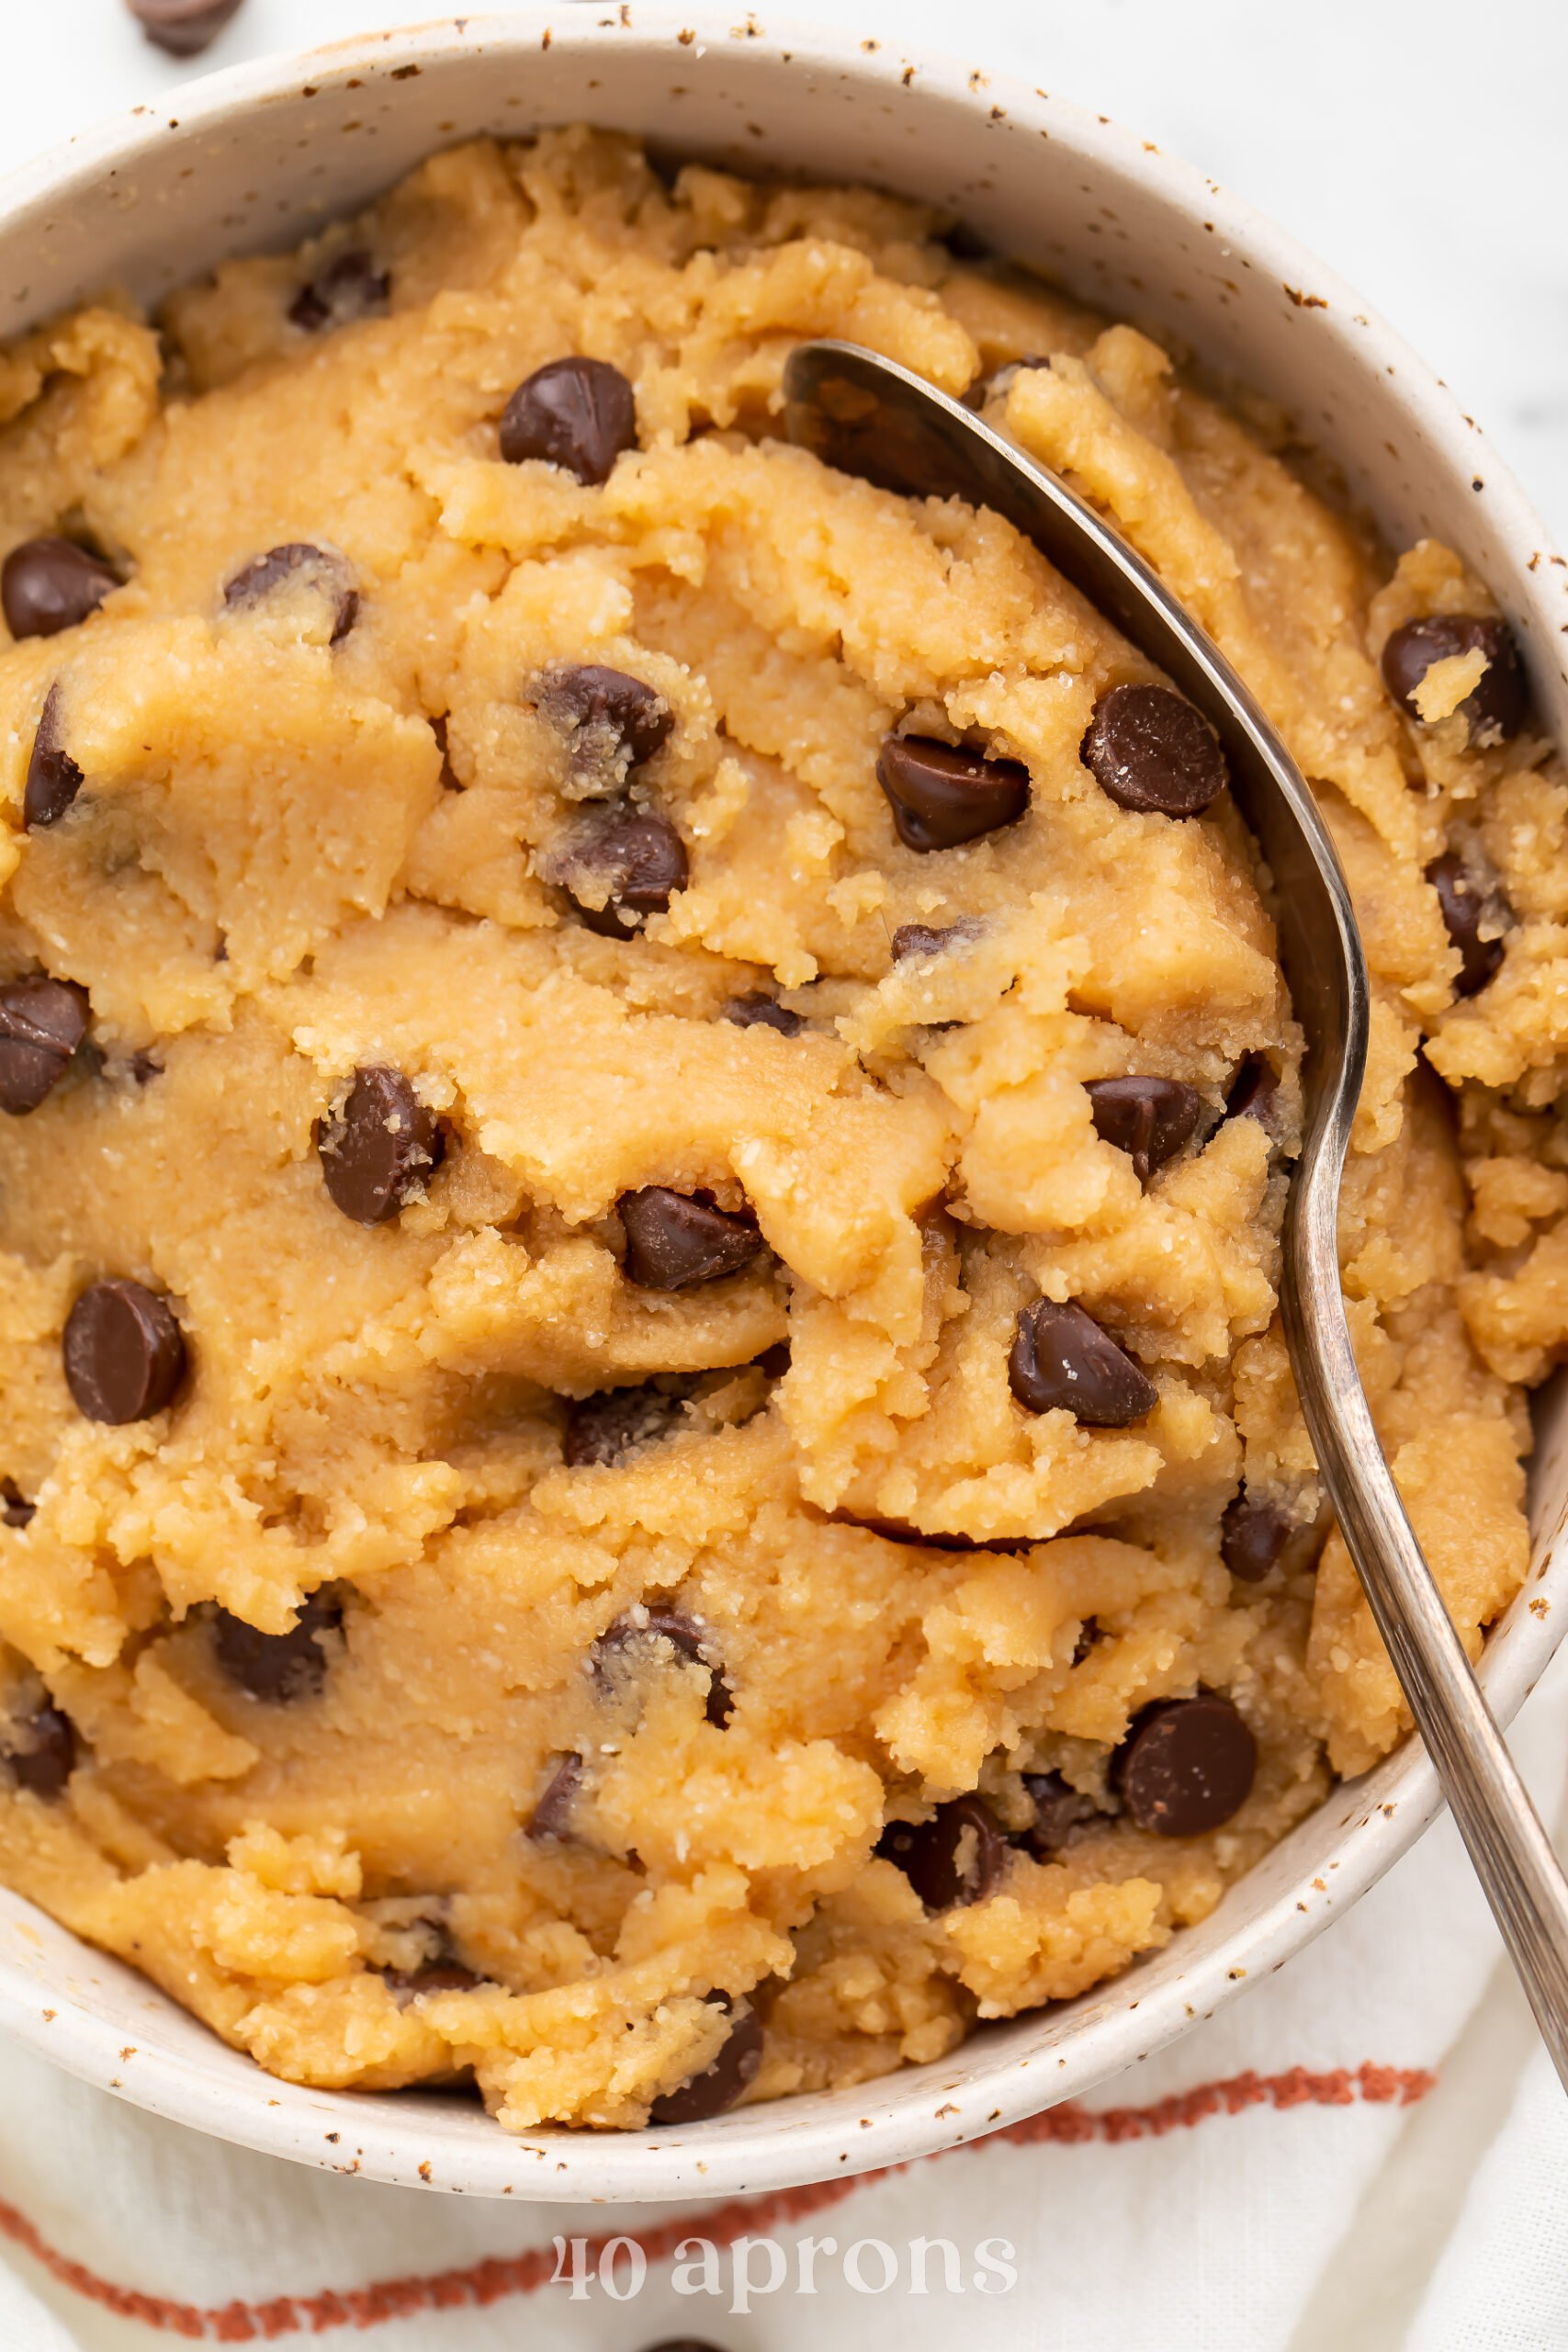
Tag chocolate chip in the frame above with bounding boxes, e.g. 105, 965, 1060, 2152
0, 978, 89, 1114
890, 919, 980, 961
1086, 1076, 1201, 1183
1221, 1489, 1291, 1582
125, 0, 244, 55
317, 1066, 443, 1226
558, 810, 688, 936
63, 1280, 186, 1424
431, 715, 461, 790
876, 734, 1030, 852
525, 1751, 584, 1844
536, 665, 673, 776
23, 685, 85, 830
1008, 1298, 1157, 1426
564, 1383, 692, 1467
288, 250, 389, 334
130, 1050, 163, 1086
499, 358, 638, 486
1226, 1054, 1279, 1125
224, 542, 359, 643
591, 1608, 733, 1729
1426, 852, 1509, 998
211, 1587, 344, 1703
876, 1794, 1005, 1909
1019, 1770, 1102, 1858
1115, 1695, 1257, 1836
648, 1999, 762, 2125
618, 1187, 762, 1290
722, 992, 802, 1035
1381, 615, 1529, 747
2, 538, 118, 641
382, 1959, 482, 2008
0, 1479, 35, 1530
2, 1706, 76, 1801
1081, 684, 1229, 818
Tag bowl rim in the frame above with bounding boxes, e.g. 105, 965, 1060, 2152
1, 5, 1565, 2206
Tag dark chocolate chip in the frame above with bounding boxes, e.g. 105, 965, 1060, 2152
0, 1479, 35, 1530
1381, 615, 1529, 747
722, 992, 802, 1035
648, 1999, 763, 2125
890, 918, 980, 961
876, 734, 1030, 853
288, 250, 389, 334
499, 358, 638, 486
224, 542, 359, 643
1008, 1298, 1157, 1426
1221, 1489, 1292, 1582
591, 1608, 733, 1729
618, 1187, 762, 1290
63, 1280, 186, 1424
1115, 1695, 1257, 1836
1226, 1054, 1279, 1125
130, 1050, 163, 1087
2, 1706, 76, 1801
211, 1587, 344, 1703
2, 538, 118, 641
0, 978, 89, 1114
1019, 1769, 1102, 1858
876, 1793, 1005, 1909
1081, 684, 1229, 818
317, 1066, 443, 1226
525, 1751, 584, 1844
1426, 852, 1509, 998
1086, 1076, 1201, 1183
564, 1383, 690, 1467
382, 1960, 482, 2007
536, 665, 673, 774
23, 685, 85, 830
125, 0, 244, 55
559, 810, 688, 936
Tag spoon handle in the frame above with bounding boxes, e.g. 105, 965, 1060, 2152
1288, 1165, 1568, 2088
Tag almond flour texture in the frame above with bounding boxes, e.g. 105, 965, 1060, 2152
0, 129, 1560, 2133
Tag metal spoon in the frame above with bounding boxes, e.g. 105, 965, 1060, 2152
784, 336, 1568, 2084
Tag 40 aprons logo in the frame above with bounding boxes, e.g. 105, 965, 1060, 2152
550, 2230, 1019, 2310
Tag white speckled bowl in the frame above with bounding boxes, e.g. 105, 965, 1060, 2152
0, 9, 1564, 2204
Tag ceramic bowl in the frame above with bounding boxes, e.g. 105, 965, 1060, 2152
1, 8, 1564, 2203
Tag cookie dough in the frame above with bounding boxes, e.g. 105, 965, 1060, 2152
0, 129, 1557, 2133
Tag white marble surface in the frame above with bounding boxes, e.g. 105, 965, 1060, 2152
0, 0, 1562, 537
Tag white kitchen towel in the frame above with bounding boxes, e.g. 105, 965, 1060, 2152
1, 1636, 1563, 2352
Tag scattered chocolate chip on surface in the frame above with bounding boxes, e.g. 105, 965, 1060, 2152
1020, 1769, 1103, 1858
618, 1186, 761, 1290
876, 734, 1030, 852
1115, 1694, 1257, 1836
525, 1752, 584, 1844
2, 538, 118, 641
876, 1793, 1005, 1909
500, 357, 639, 485
125, 0, 245, 55
558, 810, 688, 936
722, 992, 802, 1035
1226, 1053, 1279, 1125
537, 664, 673, 776
592, 1608, 734, 1729
288, 250, 389, 334
648, 1999, 762, 2125
890, 918, 980, 961
224, 542, 359, 642
1008, 1297, 1157, 1426
1426, 851, 1509, 997
0, 978, 89, 1114
1086, 1075, 1201, 1183
2, 1705, 76, 1801
318, 1066, 443, 1226
63, 1279, 186, 1424
23, 685, 85, 830
1381, 614, 1529, 746
0, 1479, 35, 1530
1081, 683, 1229, 818
564, 1382, 692, 1467
1221, 1489, 1292, 1582
211, 1587, 345, 1703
